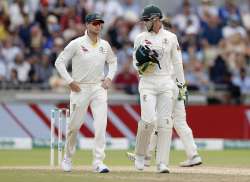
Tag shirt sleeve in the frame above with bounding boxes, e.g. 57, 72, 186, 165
132, 36, 141, 71
54, 40, 76, 84
171, 35, 185, 84
105, 43, 117, 80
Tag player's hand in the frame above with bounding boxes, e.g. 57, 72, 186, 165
69, 81, 81, 92
101, 77, 112, 89
135, 45, 161, 69
176, 81, 188, 104
138, 62, 156, 75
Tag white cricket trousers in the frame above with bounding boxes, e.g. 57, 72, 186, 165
139, 75, 176, 165
172, 100, 198, 158
147, 92, 198, 160
64, 83, 107, 167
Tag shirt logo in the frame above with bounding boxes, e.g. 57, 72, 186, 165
166, 119, 169, 125
162, 38, 168, 44
145, 40, 152, 45
81, 46, 88, 52
99, 46, 104, 53
99, 46, 107, 54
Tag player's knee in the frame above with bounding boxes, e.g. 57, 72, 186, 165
157, 117, 173, 130
68, 122, 80, 133
139, 119, 156, 130
67, 128, 78, 136
173, 112, 186, 122
141, 115, 157, 124
181, 127, 192, 136
174, 121, 192, 135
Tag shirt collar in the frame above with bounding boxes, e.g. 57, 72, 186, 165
84, 30, 100, 46
147, 27, 164, 36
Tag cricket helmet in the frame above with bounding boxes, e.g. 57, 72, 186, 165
141, 5, 163, 21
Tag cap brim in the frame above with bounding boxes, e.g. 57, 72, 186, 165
89, 19, 104, 23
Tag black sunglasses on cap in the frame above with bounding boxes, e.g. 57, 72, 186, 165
91, 21, 103, 26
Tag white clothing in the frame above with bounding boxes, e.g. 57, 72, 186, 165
9, 62, 31, 82
2, 47, 21, 64
138, 76, 176, 166
135, 28, 199, 165
95, 0, 123, 27
67, 83, 108, 166
147, 95, 198, 161
9, 3, 24, 29
138, 76, 177, 123
133, 29, 184, 166
55, 33, 117, 167
232, 76, 250, 95
133, 28, 185, 84
172, 99, 198, 159
222, 26, 247, 38
55, 33, 117, 84
0, 61, 6, 78
197, 5, 218, 18
172, 14, 200, 34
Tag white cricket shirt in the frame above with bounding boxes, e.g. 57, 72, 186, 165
55, 32, 117, 84
133, 28, 185, 84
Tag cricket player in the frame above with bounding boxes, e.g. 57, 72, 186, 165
127, 101, 202, 167
55, 13, 117, 173
127, 17, 202, 168
133, 5, 186, 173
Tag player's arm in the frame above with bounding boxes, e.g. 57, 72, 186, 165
55, 40, 75, 84
103, 43, 117, 89
55, 40, 80, 92
132, 36, 140, 71
171, 35, 187, 101
171, 35, 185, 84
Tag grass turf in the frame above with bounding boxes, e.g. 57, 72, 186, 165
0, 149, 250, 182
1, 170, 250, 182
0, 149, 250, 167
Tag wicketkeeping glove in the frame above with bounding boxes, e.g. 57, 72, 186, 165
176, 80, 188, 104
138, 61, 155, 75
135, 45, 161, 74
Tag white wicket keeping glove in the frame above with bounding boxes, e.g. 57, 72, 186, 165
176, 80, 188, 104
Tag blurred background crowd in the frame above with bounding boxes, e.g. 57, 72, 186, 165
0, 0, 250, 104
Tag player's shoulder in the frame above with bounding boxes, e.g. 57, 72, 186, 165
100, 39, 112, 48
161, 29, 177, 40
136, 32, 147, 38
134, 32, 147, 42
67, 36, 82, 46
70, 36, 83, 42
100, 39, 109, 45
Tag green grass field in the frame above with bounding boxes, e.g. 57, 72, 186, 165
0, 149, 250, 182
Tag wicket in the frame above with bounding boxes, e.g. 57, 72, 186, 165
50, 108, 70, 167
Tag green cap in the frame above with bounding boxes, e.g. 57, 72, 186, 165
141, 5, 163, 21
85, 13, 104, 23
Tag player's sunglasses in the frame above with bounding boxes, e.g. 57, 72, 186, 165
91, 21, 103, 26
142, 18, 151, 22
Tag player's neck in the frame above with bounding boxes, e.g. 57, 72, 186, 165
87, 31, 98, 44
152, 24, 162, 33
152, 29, 159, 33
